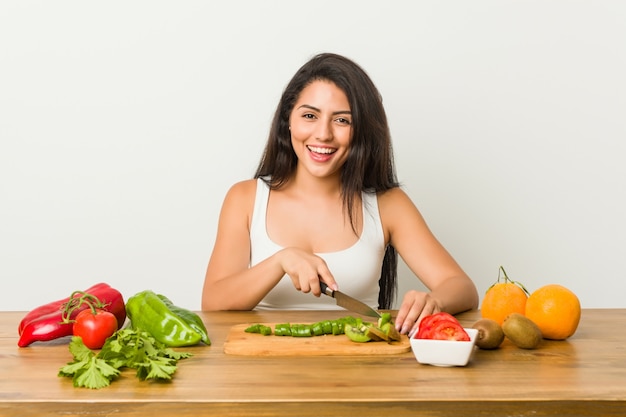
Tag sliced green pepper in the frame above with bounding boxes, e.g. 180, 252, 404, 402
290, 324, 313, 337
331, 321, 342, 335
245, 324, 261, 333
311, 322, 324, 336
275, 323, 292, 336
126, 290, 204, 347
245, 323, 272, 336
321, 320, 333, 334
247, 316, 376, 339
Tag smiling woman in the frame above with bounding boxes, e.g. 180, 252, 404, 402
201, 53, 479, 337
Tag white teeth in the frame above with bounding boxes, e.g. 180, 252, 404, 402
308, 146, 335, 154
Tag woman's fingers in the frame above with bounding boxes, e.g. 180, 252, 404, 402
280, 247, 336, 296
395, 290, 442, 335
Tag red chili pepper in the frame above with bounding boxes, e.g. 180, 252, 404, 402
17, 283, 126, 347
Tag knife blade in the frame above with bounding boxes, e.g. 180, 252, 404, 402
319, 281, 381, 318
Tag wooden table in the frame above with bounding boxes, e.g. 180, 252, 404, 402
1, 309, 625, 416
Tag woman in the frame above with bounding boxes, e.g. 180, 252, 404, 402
202, 53, 478, 335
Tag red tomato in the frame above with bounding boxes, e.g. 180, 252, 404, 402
415, 312, 470, 341
73, 308, 118, 349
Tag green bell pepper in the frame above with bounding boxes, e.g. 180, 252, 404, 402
126, 290, 208, 347
157, 294, 211, 344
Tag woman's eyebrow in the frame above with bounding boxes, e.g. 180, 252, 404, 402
297, 104, 351, 115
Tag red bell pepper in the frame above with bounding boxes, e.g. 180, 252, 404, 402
18, 282, 107, 335
17, 283, 126, 347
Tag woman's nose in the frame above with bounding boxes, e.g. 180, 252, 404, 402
315, 120, 333, 142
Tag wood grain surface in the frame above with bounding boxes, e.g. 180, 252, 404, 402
2, 309, 625, 417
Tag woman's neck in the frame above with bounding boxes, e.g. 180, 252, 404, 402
286, 167, 343, 198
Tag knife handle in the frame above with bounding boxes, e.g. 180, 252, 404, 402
319, 281, 334, 297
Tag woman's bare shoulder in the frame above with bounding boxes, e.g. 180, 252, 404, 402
221, 178, 258, 210
377, 186, 425, 225
228, 178, 258, 195
377, 186, 413, 208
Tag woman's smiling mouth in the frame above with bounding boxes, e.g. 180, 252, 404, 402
306, 145, 337, 163
307, 145, 336, 155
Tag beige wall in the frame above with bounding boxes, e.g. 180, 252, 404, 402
2, 1, 625, 310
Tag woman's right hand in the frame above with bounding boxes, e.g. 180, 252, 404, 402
278, 247, 338, 295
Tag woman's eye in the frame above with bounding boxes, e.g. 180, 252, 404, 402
336, 117, 351, 125
303, 113, 316, 119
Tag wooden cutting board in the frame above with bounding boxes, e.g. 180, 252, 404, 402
223, 323, 411, 356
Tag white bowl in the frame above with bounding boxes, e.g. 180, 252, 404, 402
409, 328, 478, 367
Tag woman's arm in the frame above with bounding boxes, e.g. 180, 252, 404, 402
201, 180, 337, 310
378, 188, 479, 334
202, 180, 281, 310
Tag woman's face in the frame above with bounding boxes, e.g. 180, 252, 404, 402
289, 80, 353, 180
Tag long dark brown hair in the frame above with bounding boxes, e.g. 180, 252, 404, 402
255, 53, 400, 309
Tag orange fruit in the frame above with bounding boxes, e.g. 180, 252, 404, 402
525, 284, 581, 340
481, 266, 529, 325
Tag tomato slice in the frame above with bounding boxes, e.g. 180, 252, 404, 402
415, 312, 470, 341
416, 312, 458, 339
428, 320, 470, 341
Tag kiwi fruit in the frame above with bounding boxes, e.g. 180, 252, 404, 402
502, 313, 542, 349
344, 323, 372, 343
366, 326, 389, 342
472, 318, 505, 349
382, 323, 403, 342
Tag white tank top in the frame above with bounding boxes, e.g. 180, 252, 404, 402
250, 178, 385, 311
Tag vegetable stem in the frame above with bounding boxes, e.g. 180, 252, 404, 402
61, 291, 108, 324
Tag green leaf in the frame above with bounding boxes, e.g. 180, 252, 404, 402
68, 336, 94, 361
103, 336, 125, 353
94, 357, 122, 379
162, 348, 193, 360
73, 357, 119, 389
58, 359, 90, 377
141, 336, 160, 357
145, 361, 177, 380
97, 351, 128, 370
135, 356, 177, 380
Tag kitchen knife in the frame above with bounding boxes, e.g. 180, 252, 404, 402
319, 281, 381, 318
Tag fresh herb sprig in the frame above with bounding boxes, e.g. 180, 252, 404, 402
59, 328, 192, 389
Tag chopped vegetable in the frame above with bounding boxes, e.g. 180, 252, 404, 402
378, 312, 392, 328
270, 317, 360, 337
290, 324, 314, 337
245, 324, 272, 335
274, 323, 292, 336
243, 315, 403, 344
415, 312, 470, 341
344, 319, 372, 343
59, 328, 192, 389
366, 325, 389, 342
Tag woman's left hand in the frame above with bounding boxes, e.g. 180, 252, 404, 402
394, 290, 442, 335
